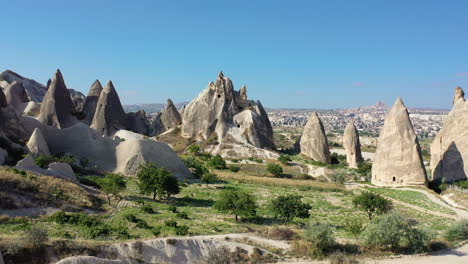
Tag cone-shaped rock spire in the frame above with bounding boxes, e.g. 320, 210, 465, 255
27, 128, 50, 156
161, 99, 182, 130
37, 69, 77, 128
299, 112, 331, 163
372, 97, 427, 186
431, 86, 468, 182
82, 80, 103, 125
343, 120, 363, 168
91, 80, 127, 136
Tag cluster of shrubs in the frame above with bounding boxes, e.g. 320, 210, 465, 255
164, 219, 189, 235
49, 211, 130, 239
34, 154, 75, 169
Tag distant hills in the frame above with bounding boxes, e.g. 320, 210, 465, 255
123, 102, 188, 113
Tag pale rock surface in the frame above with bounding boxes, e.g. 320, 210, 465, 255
37, 70, 77, 128
23, 101, 41, 116
15, 155, 77, 182
181, 72, 274, 154
82, 80, 103, 125
372, 97, 427, 186
160, 99, 182, 130
91, 81, 128, 136
21, 118, 191, 179
299, 112, 331, 163
431, 87, 468, 182
27, 128, 50, 156
114, 129, 146, 141
3, 81, 29, 112
343, 120, 363, 168
0, 70, 47, 102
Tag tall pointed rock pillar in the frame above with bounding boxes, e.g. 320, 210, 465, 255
372, 97, 427, 186
82, 80, 103, 125
431, 86, 468, 182
343, 120, 363, 168
37, 69, 77, 128
91, 81, 127, 136
161, 99, 182, 130
299, 112, 331, 163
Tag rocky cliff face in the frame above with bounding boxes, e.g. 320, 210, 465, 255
181, 72, 274, 152
0, 70, 47, 102
372, 97, 427, 186
343, 120, 363, 168
91, 81, 128, 136
431, 87, 468, 182
299, 112, 331, 163
37, 70, 78, 128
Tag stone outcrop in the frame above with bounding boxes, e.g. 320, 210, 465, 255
21, 118, 191, 179
126, 110, 150, 135
27, 128, 50, 156
0, 70, 47, 102
181, 72, 274, 152
343, 120, 363, 168
431, 87, 468, 182
69, 89, 86, 114
15, 155, 77, 182
299, 112, 331, 163
372, 97, 427, 186
160, 99, 182, 130
82, 80, 103, 125
3, 81, 29, 112
91, 81, 128, 136
149, 113, 166, 136
37, 70, 77, 128
0, 88, 6, 108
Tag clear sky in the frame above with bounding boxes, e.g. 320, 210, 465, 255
1, 0, 467, 109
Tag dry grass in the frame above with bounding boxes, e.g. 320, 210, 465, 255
0, 166, 100, 209
217, 169, 346, 191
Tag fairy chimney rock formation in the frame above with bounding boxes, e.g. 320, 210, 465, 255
431, 86, 468, 182
82, 80, 103, 124
4, 81, 29, 112
161, 99, 182, 130
372, 97, 427, 186
299, 112, 331, 163
37, 69, 77, 128
181, 72, 274, 150
343, 120, 363, 168
91, 80, 128, 136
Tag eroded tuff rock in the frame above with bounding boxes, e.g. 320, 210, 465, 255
126, 110, 150, 135
0, 85, 8, 107
181, 72, 274, 151
161, 99, 182, 130
22, 118, 191, 179
37, 70, 77, 128
343, 120, 363, 168
300, 112, 331, 163
91, 81, 128, 136
0, 70, 47, 102
27, 128, 50, 156
431, 86, 468, 182
15, 155, 76, 182
69, 89, 86, 114
3, 81, 29, 112
372, 97, 427, 186
82, 80, 103, 125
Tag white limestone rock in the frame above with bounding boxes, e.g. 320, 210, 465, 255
372, 97, 427, 186
299, 112, 331, 163
343, 120, 363, 168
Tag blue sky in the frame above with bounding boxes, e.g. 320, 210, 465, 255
1, 0, 467, 109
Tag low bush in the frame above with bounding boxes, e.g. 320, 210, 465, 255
25, 226, 49, 248
266, 163, 283, 177
141, 204, 155, 214
201, 172, 219, 184
208, 155, 227, 169
344, 216, 365, 238
169, 206, 178, 213
175, 225, 189, 235
444, 220, 468, 242
152, 225, 162, 236
176, 211, 189, 219
303, 222, 336, 257
165, 219, 178, 228
278, 154, 292, 165
268, 226, 296, 240
269, 194, 311, 222
228, 165, 240, 172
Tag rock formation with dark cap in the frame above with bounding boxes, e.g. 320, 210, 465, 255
37, 69, 77, 128
299, 112, 331, 163
343, 120, 363, 168
372, 97, 427, 186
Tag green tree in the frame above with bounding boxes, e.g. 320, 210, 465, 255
187, 144, 201, 155
201, 172, 219, 185
266, 163, 283, 177
353, 191, 393, 220
269, 194, 311, 222
137, 163, 180, 200
182, 157, 208, 179
97, 174, 127, 205
278, 154, 292, 165
208, 155, 227, 169
214, 188, 257, 221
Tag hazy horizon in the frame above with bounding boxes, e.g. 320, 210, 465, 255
1, 0, 467, 109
